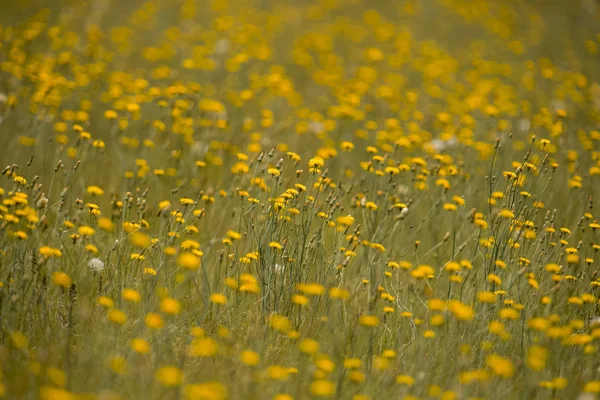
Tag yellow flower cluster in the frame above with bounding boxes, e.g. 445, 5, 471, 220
0, 0, 599, 399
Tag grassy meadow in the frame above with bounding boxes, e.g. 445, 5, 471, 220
1, 0, 600, 399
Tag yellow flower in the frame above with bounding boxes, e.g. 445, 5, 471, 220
299, 339, 319, 354
40, 246, 63, 258
131, 338, 151, 354
78, 225, 95, 236
86, 185, 104, 196
341, 141, 354, 151
309, 157, 325, 168
329, 287, 350, 300
226, 230, 242, 240
98, 218, 115, 232
526, 346, 548, 371
297, 283, 325, 296
428, 298, 446, 311
130, 232, 151, 248
499, 308, 519, 320
160, 298, 181, 315
498, 209, 514, 219
310, 380, 335, 397
14, 230, 27, 240
292, 295, 309, 306
104, 110, 118, 119
178, 252, 201, 270
443, 203, 457, 211
452, 195, 465, 205
365, 201, 378, 211
396, 375, 415, 386
240, 350, 260, 366
108, 309, 127, 325
448, 301, 475, 321
254, 358, 283, 378
358, 315, 379, 327
477, 292, 497, 303
98, 296, 114, 308
155, 366, 183, 387
108, 355, 127, 375
486, 354, 515, 378
51, 272, 72, 288
566, 254, 580, 264
269, 314, 291, 332
10, 331, 28, 350
411, 265, 435, 279
336, 215, 355, 226
231, 162, 250, 174
183, 382, 227, 400
209, 293, 227, 305
584, 381, 600, 393
122, 288, 141, 303
188, 337, 218, 357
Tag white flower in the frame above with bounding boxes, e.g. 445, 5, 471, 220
190, 141, 207, 157
427, 137, 457, 152
397, 184, 410, 197
399, 207, 409, 219
215, 39, 230, 55
577, 393, 596, 400
518, 118, 531, 132
552, 99, 566, 113
309, 121, 324, 134
88, 258, 105, 273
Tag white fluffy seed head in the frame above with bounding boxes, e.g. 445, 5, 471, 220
88, 258, 105, 273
